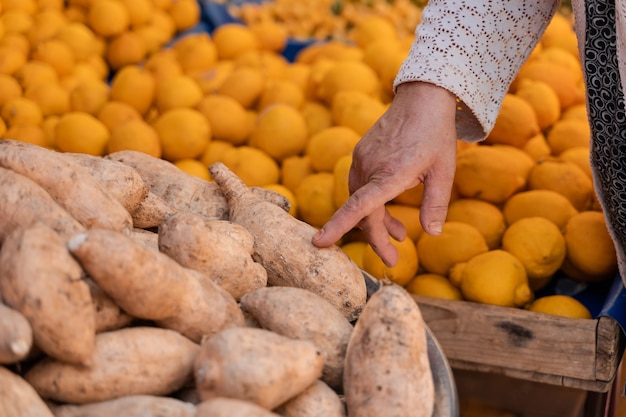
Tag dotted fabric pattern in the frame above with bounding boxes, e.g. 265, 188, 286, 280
396, 0, 626, 286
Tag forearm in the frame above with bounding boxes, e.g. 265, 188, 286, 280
395, 0, 561, 142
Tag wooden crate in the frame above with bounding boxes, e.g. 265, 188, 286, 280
412, 295, 625, 393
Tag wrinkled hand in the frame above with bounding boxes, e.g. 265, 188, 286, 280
312, 82, 458, 267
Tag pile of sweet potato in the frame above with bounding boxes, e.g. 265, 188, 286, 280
0, 139, 434, 417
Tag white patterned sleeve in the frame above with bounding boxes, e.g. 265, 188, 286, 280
395, 0, 560, 142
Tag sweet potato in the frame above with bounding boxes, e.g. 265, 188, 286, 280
129, 227, 160, 251
240, 286, 353, 391
85, 278, 134, 333
158, 212, 267, 300
68, 229, 245, 343
343, 284, 434, 417
274, 380, 346, 417
107, 150, 291, 219
25, 326, 200, 404
0, 366, 55, 417
196, 398, 282, 417
208, 162, 367, 321
0, 139, 132, 234
62, 152, 149, 215
194, 327, 324, 410
52, 395, 197, 417
0, 301, 32, 364
130, 191, 176, 228
0, 166, 85, 244
0, 223, 95, 366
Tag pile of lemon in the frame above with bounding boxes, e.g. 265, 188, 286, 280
0, 1, 606, 320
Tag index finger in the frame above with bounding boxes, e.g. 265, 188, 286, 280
311, 181, 398, 247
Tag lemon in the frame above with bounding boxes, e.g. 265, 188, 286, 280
14, 61, 59, 91
105, 31, 148, 70
281, 154, 314, 193
3, 124, 48, 148
31, 39, 76, 78
212, 23, 259, 60
220, 145, 280, 187
0, 74, 22, 108
316, 60, 380, 105
455, 250, 532, 308
168, 0, 200, 32
88, 0, 130, 38
249, 103, 308, 161
350, 15, 399, 49
195, 94, 251, 146
173, 32, 218, 75
24, 83, 70, 117
341, 241, 367, 269
362, 237, 419, 286
416, 221, 489, 276
300, 99, 333, 136
522, 132, 552, 161
386, 204, 424, 243
446, 198, 506, 250
152, 108, 211, 161
0, 45, 27, 75
200, 139, 234, 168
486, 93, 540, 148
526, 295, 592, 319
258, 79, 306, 111
514, 78, 561, 130
110, 65, 156, 115
155, 74, 203, 112
55, 111, 110, 155
97, 100, 142, 132
174, 158, 210, 181
1, 97, 43, 127
331, 90, 387, 136
249, 20, 288, 53
69, 79, 110, 115
560, 147, 592, 179
53, 22, 98, 61
545, 118, 591, 156
306, 126, 360, 173
501, 217, 566, 290
217, 66, 265, 109
392, 183, 424, 207
107, 119, 162, 159
123, 0, 154, 27
405, 273, 463, 301
294, 172, 336, 229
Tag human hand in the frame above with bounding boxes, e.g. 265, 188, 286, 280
312, 82, 458, 267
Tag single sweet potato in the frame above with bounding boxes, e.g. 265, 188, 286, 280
0, 223, 95, 366
0, 301, 32, 364
62, 152, 149, 215
85, 278, 134, 333
0, 366, 55, 417
274, 380, 346, 417
107, 150, 291, 219
130, 191, 176, 228
240, 286, 353, 391
0, 167, 85, 244
52, 395, 197, 417
25, 326, 200, 404
68, 229, 245, 343
208, 162, 367, 321
129, 227, 160, 251
158, 212, 267, 300
343, 284, 434, 417
196, 398, 282, 417
194, 327, 324, 410
0, 139, 133, 234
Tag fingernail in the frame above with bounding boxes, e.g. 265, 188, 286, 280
313, 228, 324, 241
429, 222, 443, 235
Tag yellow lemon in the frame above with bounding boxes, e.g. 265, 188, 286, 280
300, 99, 333, 136
1, 97, 43, 127
306, 125, 360, 173
173, 158, 210, 181
316, 60, 380, 105
362, 237, 419, 286
446, 198, 506, 250
257, 79, 306, 111
0, 74, 23, 108
561, 103, 588, 121
281, 154, 314, 193
392, 183, 424, 207
69, 78, 110, 115
195, 94, 251, 146
24, 83, 70, 117
110, 65, 156, 115
107, 118, 162, 158
123, 0, 154, 27
294, 172, 336, 229
168, 0, 200, 32
559, 146, 592, 179
55, 111, 110, 155
212, 23, 260, 60
502, 189, 578, 230
526, 295, 592, 319
545, 118, 591, 156
341, 240, 368, 269
350, 15, 399, 49
405, 273, 463, 301
155, 74, 203, 112
53, 22, 97, 61
31, 39, 76, 78
3, 124, 48, 148
200, 139, 235, 168
105, 31, 148, 70
501, 217, 566, 289
217, 66, 265, 108
0, 45, 27, 76
386, 204, 424, 243
14, 61, 59, 91
527, 157, 594, 211
249, 20, 288, 53
416, 221, 489, 276
88, 0, 130, 38
562, 211, 618, 282
152, 107, 211, 161
331, 90, 387, 136
514, 78, 561, 130
97, 100, 142, 132
220, 145, 280, 187
172, 32, 218, 75
486, 93, 540, 148
332, 154, 351, 209
516, 60, 585, 110
455, 250, 532, 307
522, 132, 552, 161
249, 103, 308, 161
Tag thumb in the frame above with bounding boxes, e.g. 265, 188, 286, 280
419, 178, 454, 236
